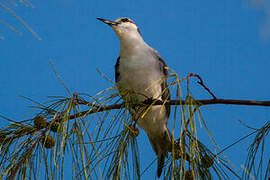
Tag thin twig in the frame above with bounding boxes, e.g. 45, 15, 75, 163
50, 61, 72, 96
188, 73, 217, 99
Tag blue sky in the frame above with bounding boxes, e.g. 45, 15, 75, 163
0, 0, 269, 179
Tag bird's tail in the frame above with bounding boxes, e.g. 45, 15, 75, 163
147, 127, 172, 178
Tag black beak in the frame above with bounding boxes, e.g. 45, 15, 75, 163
97, 18, 118, 26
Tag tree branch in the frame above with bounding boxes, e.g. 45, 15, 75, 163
65, 98, 270, 122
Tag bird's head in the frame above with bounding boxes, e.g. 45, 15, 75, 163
97, 17, 142, 40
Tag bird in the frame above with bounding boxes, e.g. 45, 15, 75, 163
97, 17, 172, 178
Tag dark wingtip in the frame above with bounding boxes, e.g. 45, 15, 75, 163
157, 168, 162, 178
157, 154, 165, 178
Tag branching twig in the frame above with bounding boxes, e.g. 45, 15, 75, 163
190, 73, 217, 99
187, 73, 217, 99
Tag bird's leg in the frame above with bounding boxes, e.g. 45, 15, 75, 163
128, 122, 139, 138
132, 115, 138, 128
132, 118, 136, 128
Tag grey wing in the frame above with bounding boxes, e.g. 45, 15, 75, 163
151, 49, 171, 119
115, 57, 120, 83
161, 75, 171, 119
150, 50, 171, 178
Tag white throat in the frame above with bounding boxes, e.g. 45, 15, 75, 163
118, 32, 147, 58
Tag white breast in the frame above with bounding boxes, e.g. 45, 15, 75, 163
117, 40, 168, 135
117, 49, 163, 101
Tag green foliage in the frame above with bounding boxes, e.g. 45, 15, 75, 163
243, 122, 270, 180
0, 71, 268, 179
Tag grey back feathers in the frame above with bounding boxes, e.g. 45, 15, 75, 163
150, 49, 171, 118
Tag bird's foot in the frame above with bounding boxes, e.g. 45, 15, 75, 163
127, 124, 139, 138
